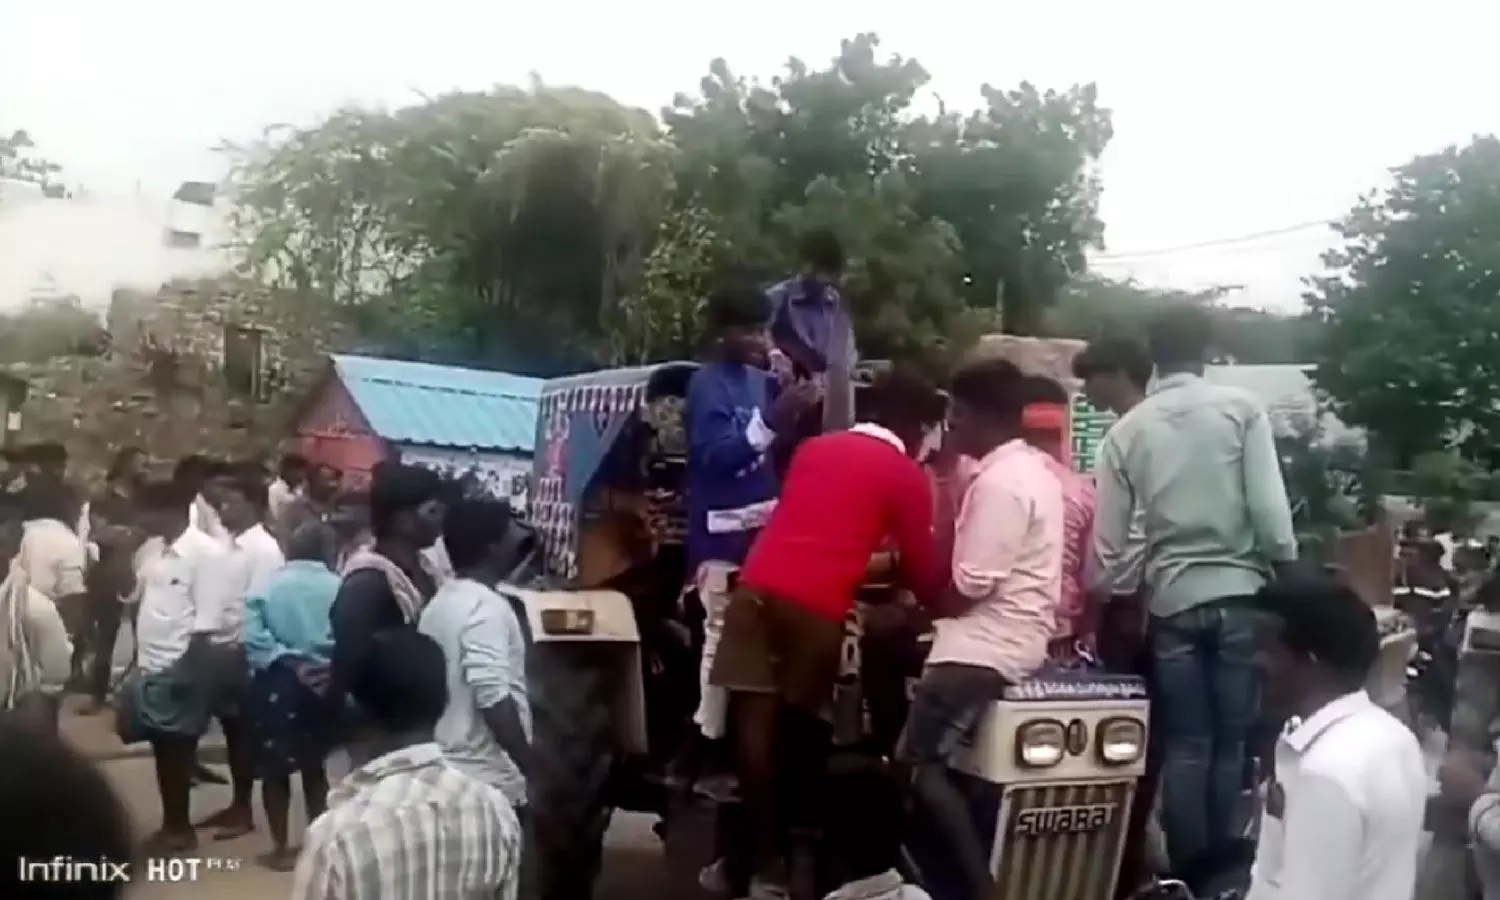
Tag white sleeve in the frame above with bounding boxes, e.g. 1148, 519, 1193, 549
745, 408, 776, 453
26, 592, 73, 688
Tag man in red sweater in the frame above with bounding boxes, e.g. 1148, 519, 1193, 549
708, 368, 949, 900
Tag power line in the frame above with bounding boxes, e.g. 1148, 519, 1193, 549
1092, 219, 1337, 262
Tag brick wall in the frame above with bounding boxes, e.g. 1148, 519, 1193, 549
9, 275, 344, 486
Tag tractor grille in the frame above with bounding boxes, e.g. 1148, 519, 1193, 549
991, 780, 1134, 900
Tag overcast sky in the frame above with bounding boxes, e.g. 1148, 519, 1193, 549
3, 0, 1497, 312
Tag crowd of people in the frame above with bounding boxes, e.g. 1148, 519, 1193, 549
0, 229, 1456, 900
0, 445, 534, 899
683, 240, 1433, 900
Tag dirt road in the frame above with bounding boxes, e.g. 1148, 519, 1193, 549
96, 754, 672, 899
60, 701, 672, 899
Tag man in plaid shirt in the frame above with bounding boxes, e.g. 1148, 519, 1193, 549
292, 627, 520, 900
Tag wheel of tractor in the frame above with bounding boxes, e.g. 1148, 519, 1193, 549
526, 642, 623, 900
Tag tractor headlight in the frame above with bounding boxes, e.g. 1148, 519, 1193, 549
540, 608, 595, 635
1097, 717, 1145, 765
1015, 719, 1066, 768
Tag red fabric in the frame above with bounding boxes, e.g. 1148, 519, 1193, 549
742, 430, 946, 622
1022, 403, 1067, 429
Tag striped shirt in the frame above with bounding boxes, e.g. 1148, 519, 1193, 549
291, 742, 521, 900
1033, 451, 1096, 642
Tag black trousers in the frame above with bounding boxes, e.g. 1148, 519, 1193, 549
78, 590, 126, 701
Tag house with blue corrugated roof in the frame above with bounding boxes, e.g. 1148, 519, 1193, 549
295, 354, 543, 510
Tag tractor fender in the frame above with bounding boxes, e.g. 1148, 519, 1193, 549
502, 586, 648, 757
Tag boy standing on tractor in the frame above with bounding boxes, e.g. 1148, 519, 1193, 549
685, 283, 818, 752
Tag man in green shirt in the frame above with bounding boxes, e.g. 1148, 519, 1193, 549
1091, 308, 1296, 894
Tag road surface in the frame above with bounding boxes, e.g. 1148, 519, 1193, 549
92, 750, 673, 899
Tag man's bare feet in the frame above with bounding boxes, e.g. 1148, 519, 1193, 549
141, 828, 198, 856
80, 698, 110, 716
257, 847, 299, 872
197, 806, 254, 840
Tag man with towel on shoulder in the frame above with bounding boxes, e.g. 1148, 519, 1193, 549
330, 463, 445, 766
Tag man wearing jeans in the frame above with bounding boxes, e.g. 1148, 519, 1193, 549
1092, 307, 1296, 893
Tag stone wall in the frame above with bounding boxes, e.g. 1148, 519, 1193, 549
8, 276, 344, 487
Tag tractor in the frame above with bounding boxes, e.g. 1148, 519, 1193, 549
503, 341, 1155, 900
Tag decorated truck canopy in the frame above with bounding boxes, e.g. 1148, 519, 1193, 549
530, 362, 697, 582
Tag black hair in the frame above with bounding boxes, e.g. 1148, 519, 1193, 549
136, 478, 191, 514
231, 458, 269, 480
0, 716, 134, 899
286, 523, 334, 564
1019, 374, 1069, 406
442, 498, 514, 572
822, 756, 904, 880
862, 367, 947, 434
19, 482, 77, 524
704, 281, 771, 333
1072, 337, 1153, 390
799, 228, 845, 276
350, 628, 448, 734
949, 357, 1026, 428
220, 472, 269, 514
105, 447, 143, 483
173, 454, 211, 482
1145, 305, 1213, 368
279, 453, 309, 477
369, 464, 441, 539
1256, 572, 1380, 692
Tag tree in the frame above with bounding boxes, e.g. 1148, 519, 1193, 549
1048, 275, 1321, 363
1306, 135, 1500, 466
1409, 450, 1486, 535
0, 129, 63, 193
223, 35, 1114, 372
222, 86, 673, 372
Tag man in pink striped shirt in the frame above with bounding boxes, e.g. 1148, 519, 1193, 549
1018, 375, 1097, 660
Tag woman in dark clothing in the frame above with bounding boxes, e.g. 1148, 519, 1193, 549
244, 525, 342, 870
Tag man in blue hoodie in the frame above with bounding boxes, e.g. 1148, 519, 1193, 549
686, 282, 818, 754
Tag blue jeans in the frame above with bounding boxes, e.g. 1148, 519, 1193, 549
1150, 599, 1261, 873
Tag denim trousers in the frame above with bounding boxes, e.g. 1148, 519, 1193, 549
1149, 599, 1261, 872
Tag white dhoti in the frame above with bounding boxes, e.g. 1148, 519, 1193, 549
692, 561, 737, 740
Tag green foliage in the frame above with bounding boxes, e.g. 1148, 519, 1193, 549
1409, 450, 1487, 534
1307, 135, 1500, 465
222, 35, 1113, 372
1049, 276, 1321, 364
1275, 420, 1363, 560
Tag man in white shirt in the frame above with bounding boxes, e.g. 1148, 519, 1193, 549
268, 452, 307, 523
196, 471, 285, 840
15, 485, 88, 702
1246, 573, 1426, 900
117, 479, 228, 854
418, 499, 533, 810
0, 506, 74, 731
177, 455, 229, 541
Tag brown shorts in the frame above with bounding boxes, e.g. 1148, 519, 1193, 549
708, 586, 846, 715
